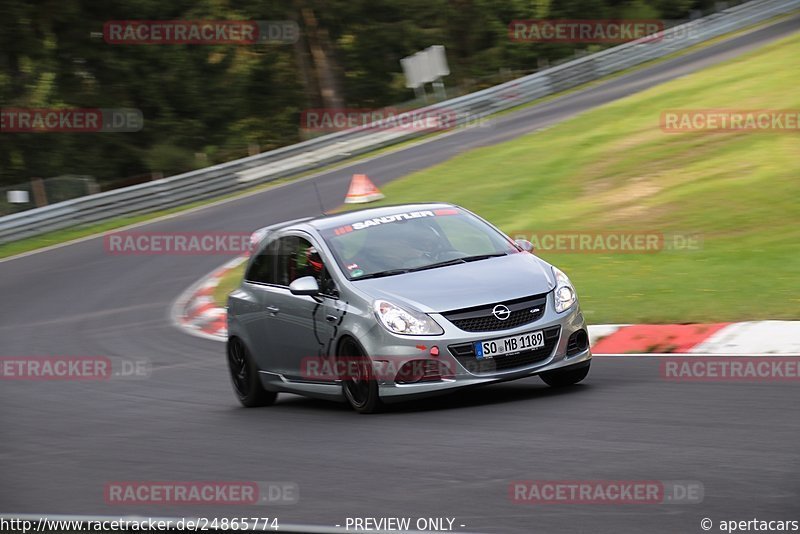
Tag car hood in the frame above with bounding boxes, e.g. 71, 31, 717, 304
351, 253, 555, 313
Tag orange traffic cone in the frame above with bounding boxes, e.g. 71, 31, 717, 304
344, 174, 385, 204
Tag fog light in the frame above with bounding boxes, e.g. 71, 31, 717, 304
566, 329, 590, 356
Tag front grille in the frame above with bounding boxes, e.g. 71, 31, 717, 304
442, 293, 547, 332
448, 326, 561, 374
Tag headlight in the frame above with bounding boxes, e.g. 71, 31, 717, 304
552, 266, 577, 313
373, 300, 443, 336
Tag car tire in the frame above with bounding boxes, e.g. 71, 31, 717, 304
540, 361, 590, 387
339, 338, 383, 414
227, 337, 277, 407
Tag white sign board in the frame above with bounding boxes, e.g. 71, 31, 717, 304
7, 190, 30, 204
401, 45, 449, 89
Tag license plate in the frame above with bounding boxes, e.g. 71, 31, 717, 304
474, 330, 545, 359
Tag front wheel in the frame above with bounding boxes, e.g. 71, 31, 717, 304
540, 361, 590, 387
339, 338, 383, 414
227, 338, 277, 407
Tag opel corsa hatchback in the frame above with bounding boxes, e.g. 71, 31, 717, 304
227, 203, 591, 413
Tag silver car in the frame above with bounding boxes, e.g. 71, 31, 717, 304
227, 203, 591, 413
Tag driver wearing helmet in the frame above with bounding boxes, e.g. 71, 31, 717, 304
305, 245, 336, 295
305, 246, 324, 278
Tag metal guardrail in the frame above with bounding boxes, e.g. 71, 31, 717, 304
1, 0, 797, 245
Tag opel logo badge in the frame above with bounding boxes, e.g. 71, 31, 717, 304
492, 304, 511, 321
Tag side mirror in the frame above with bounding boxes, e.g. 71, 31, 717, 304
289, 276, 320, 296
514, 239, 534, 252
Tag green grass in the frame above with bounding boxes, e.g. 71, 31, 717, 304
331, 33, 800, 324
213, 262, 246, 306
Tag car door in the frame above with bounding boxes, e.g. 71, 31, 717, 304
241, 236, 284, 373
266, 233, 339, 380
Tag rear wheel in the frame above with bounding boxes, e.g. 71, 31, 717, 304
227, 338, 277, 407
540, 361, 590, 387
339, 338, 382, 414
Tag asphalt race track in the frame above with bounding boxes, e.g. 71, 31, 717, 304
2, 17, 799, 533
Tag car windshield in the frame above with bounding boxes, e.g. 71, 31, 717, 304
320, 207, 518, 279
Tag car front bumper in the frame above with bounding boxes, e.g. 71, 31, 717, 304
357, 292, 591, 401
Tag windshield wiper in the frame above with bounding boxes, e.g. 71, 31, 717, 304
406, 258, 467, 272
355, 268, 411, 280
355, 253, 508, 279
459, 252, 508, 262
406, 253, 507, 273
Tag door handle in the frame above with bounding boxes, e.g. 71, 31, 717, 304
326, 314, 340, 323
266, 305, 280, 315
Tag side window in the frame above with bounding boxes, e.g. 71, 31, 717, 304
245, 239, 277, 284
275, 235, 337, 296
297, 238, 336, 296
274, 236, 300, 286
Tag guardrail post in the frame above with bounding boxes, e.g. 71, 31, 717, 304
30, 178, 48, 208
